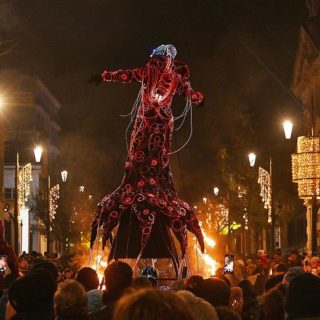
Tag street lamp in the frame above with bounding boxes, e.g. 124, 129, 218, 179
248, 120, 294, 253
14, 146, 41, 254
61, 170, 68, 182
213, 187, 219, 196
33, 146, 43, 163
248, 153, 256, 167
283, 120, 293, 140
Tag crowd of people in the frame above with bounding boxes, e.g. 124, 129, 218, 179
0, 245, 318, 319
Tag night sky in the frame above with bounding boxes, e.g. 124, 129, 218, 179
0, 0, 308, 202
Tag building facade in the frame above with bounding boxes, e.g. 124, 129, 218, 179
0, 69, 61, 255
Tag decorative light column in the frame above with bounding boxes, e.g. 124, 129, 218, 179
292, 136, 320, 254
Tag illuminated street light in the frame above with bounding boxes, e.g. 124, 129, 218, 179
248, 152, 256, 167
283, 120, 293, 140
203, 197, 208, 204
33, 146, 43, 163
213, 187, 219, 196
61, 170, 68, 182
79, 186, 85, 192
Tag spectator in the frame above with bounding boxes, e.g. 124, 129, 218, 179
285, 273, 320, 319
282, 267, 305, 287
187, 277, 231, 308
230, 287, 243, 314
263, 283, 286, 320
89, 261, 133, 320
246, 262, 266, 296
76, 267, 103, 313
17, 259, 29, 277
113, 288, 193, 320
76, 267, 99, 292
288, 250, 302, 268
264, 274, 284, 293
273, 263, 288, 276
6, 269, 56, 319
132, 277, 153, 289
177, 290, 218, 320
0, 221, 19, 291
62, 267, 73, 280
54, 279, 88, 320
31, 261, 59, 282
273, 248, 284, 264
238, 280, 261, 320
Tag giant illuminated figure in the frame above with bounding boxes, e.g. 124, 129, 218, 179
90, 45, 204, 268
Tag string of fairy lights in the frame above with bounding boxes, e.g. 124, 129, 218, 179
238, 185, 249, 230
292, 136, 320, 198
49, 184, 60, 225
258, 167, 272, 223
18, 163, 33, 208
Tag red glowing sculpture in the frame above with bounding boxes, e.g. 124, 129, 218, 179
90, 45, 204, 266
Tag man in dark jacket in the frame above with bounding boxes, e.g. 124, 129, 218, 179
89, 261, 133, 320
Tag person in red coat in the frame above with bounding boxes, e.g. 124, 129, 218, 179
0, 220, 19, 291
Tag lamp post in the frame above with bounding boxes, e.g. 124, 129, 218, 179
248, 120, 293, 254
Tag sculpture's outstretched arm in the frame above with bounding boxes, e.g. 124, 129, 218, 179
89, 67, 145, 86
176, 63, 204, 106
102, 67, 145, 83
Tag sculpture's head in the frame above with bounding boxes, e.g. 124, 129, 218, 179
150, 44, 177, 59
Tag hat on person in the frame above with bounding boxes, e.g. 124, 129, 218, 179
286, 273, 320, 319
8, 269, 56, 313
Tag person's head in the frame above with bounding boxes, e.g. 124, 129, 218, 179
282, 267, 305, 286
76, 267, 99, 292
274, 263, 288, 275
185, 275, 204, 289
54, 279, 88, 320
113, 288, 193, 320
246, 263, 257, 276
63, 267, 73, 280
104, 261, 133, 298
177, 290, 218, 320
7, 269, 56, 318
286, 273, 320, 319
288, 250, 301, 266
18, 258, 29, 274
31, 260, 59, 281
132, 277, 153, 289
188, 277, 231, 308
